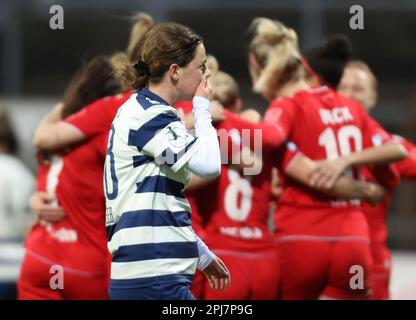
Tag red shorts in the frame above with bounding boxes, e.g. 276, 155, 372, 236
190, 269, 205, 300
277, 238, 373, 300
204, 248, 279, 300
369, 245, 391, 300
18, 251, 109, 300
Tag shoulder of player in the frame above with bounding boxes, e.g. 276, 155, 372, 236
290, 86, 338, 108
127, 92, 176, 115
71, 92, 131, 122
268, 96, 296, 109
89, 91, 130, 107
116, 97, 180, 131
215, 110, 240, 130
394, 135, 416, 151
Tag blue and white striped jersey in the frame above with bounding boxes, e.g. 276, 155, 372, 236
104, 88, 202, 289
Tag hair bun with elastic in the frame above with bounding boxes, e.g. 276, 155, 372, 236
133, 60, 150, 77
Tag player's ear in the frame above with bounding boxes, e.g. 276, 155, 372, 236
369, 90, 377, 110
169, 64, 180, 83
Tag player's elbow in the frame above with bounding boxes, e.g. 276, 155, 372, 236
397, 144, 409, 160
388, 141, 408, 161
33, 128, 60, 150
193, 162, 221, 180
200, 163, 221, 180
32, 131, 49, 149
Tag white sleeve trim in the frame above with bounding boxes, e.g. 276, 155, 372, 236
170, 138, 203, 173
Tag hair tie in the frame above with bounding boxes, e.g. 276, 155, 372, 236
133, 60, 150, 77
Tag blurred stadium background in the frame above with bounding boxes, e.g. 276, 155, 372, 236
0, 0, 416, 299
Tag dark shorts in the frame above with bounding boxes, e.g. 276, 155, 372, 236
109, 282, 196, 300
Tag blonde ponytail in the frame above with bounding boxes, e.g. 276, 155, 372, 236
126, 12, 154, 62
110, 52, 148, 91
249, 18, 304, 100
107, 12, 155, 91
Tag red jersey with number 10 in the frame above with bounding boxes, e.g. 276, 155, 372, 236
264, 86, 392, 237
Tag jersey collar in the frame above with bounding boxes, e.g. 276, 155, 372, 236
138, 87, 170, 106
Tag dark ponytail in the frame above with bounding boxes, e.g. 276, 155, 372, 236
61, 55, 121, 119
304, 34, 353, 88
0, 108, 19, 155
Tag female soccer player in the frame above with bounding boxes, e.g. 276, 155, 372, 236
104, 22, 230, 300
247, 18, 407, 299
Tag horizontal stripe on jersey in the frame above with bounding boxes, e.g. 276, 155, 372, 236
135, 175, 185, 198
110, 274, 193, 289
106, 209, 191, 241
113, 241, 198, 263
111, 257, 197, 280
128, 113, 181, 151
132, 155, 154, 167
108, 226, 195, 250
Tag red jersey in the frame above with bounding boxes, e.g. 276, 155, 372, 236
204, 111, 297, 250
173, 101, 193, 119
362, 164, 398, 263
25, 92, 131, 275
264, 86, 392, 237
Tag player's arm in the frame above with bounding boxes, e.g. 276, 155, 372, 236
309, 141, 407, 189
33, 102, 86, 150
138, 76, 221, 179
262, 100, 295, 148
185, 76, 225, 179
395, 137, 416, 179
183, 100, 226, 130
309, 112, 408, 189
196, 235, 230, 290
343, 141, 407, 166
285, 153, 385, 205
